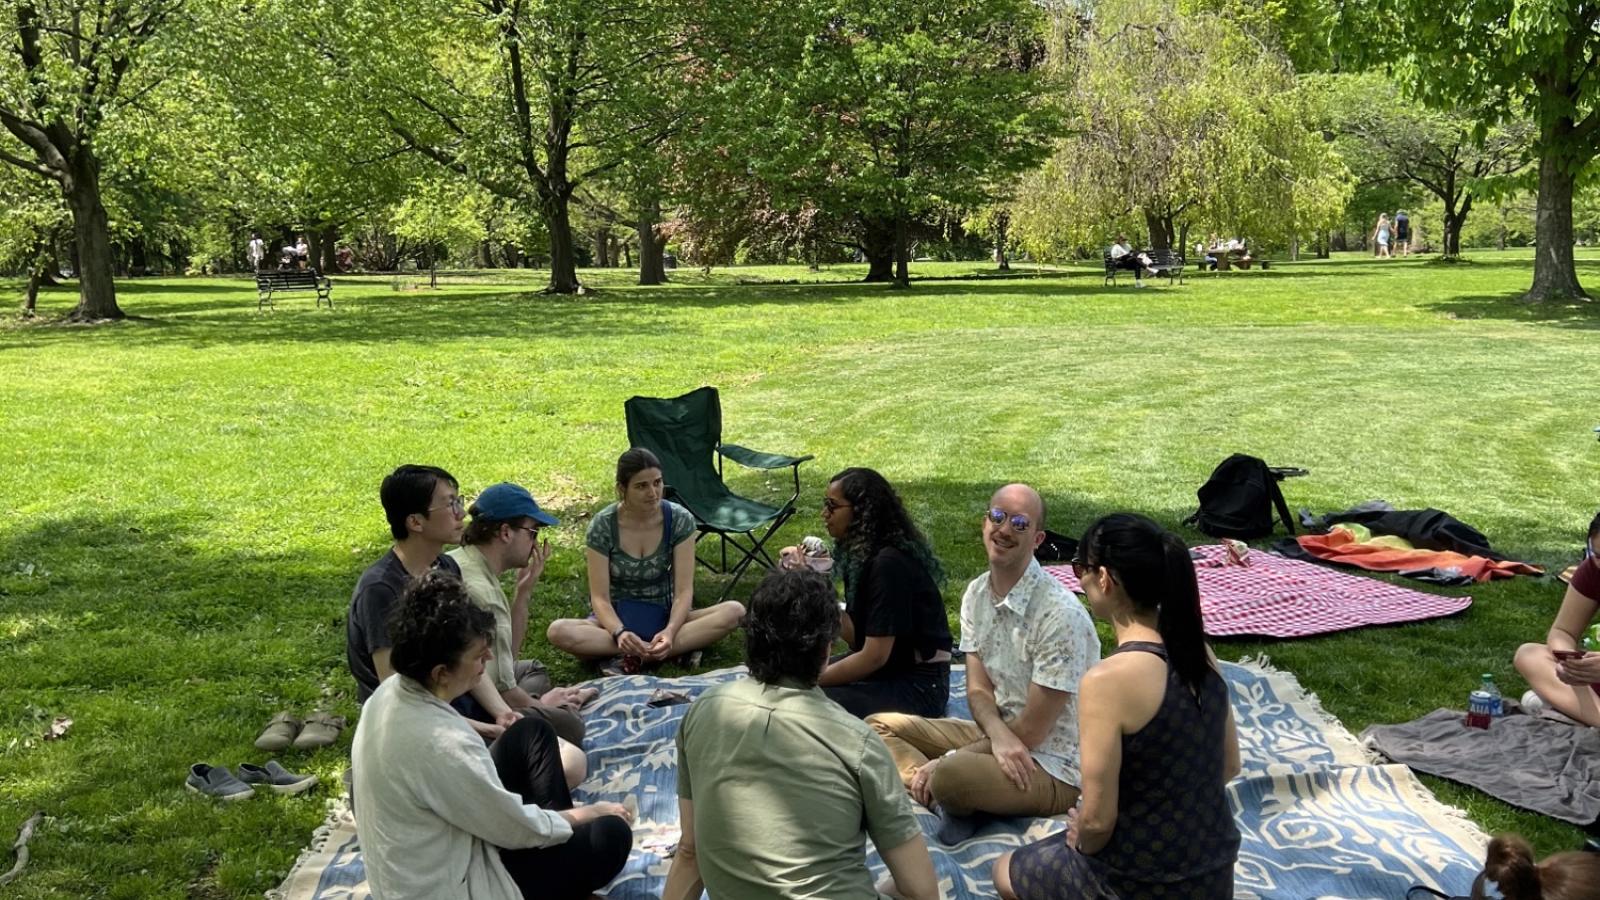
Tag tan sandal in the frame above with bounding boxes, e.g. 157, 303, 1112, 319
291, 712, 346, 750
254, 712, 302, 752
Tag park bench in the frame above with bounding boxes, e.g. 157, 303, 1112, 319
1103, 249, 1185, 286
256, 269, 333, 311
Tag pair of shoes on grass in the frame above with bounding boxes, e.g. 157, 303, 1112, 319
254, 711, 345, 751
187, 761, 318, 800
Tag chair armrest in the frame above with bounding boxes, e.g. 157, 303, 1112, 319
719, 444, 813, 470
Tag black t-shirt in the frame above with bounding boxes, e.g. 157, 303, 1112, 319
346, 548, 461, 702
846, 546, 952, 680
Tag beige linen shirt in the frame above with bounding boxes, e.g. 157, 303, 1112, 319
448, 544, 519, 692
352, 676, 573, 900
957, 558, 1101, 786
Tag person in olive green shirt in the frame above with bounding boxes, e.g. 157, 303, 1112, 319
449, 482, 595, 788
663, 568, 939, 900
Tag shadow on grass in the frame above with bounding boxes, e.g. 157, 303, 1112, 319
1422, 291, 1600, 330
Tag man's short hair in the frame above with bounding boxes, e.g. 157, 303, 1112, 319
380, 465, 457, 541
745, 569, 839, 687
461, 512, 518, 546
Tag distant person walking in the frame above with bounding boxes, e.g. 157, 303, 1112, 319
294, 234, 310, 269
247, 232, 266, 272
1394, 210, 1411, 257
1373, 214, 1392, 259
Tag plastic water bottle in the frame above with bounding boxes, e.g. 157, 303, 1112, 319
1480, 673, 1503, 718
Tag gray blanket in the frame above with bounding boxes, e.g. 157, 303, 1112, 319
1363, 708, 1600, 825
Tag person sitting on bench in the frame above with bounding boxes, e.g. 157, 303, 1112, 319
1109, 235, 1153, 287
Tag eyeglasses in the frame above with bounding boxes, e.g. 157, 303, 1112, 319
515, 525, 542, 539
986, 507, 1031, 533
823, 498, 852, 515
1069, 556, 1093, 579
428, 496, 466, 516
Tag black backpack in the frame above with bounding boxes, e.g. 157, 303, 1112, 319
1184, 454, 1304, 540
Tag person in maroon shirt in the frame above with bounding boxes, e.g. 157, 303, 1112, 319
1514, 514, 1600, 726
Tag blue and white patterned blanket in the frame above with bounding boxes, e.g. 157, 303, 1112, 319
274, 661, 1487, 900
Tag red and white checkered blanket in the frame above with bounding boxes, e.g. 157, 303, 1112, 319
1044, 544, 1472, 638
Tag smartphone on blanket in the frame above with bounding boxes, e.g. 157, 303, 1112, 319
1553, 649, 1587, 661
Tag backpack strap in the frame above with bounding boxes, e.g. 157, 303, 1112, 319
1266, 476, 1296, 536
661, 501, 674, 592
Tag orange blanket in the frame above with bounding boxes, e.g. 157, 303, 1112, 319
1296, 528, 1542, 582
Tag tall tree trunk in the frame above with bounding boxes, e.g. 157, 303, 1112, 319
994, 212, 1010, 271
1442, 195, 1472, 258
622, 241, 632, 269
638, 196, 666, 285
594, 228, 610, 268
23, 270, 39, 316
1317, 230, 1330, 259
128, 236, 148, 276
321, 226, 339, 272
1526, 148, 1586, 301
892, 213, 910, 288
544, 194, 582, 293
477, 240, 493, 269
306, 231, 323, 271
64, 154, 123, 321
860, 216, 895, 282
1143, 211, 1174, 251
503, 243, 521, 269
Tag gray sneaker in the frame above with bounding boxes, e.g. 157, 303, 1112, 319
186, 764, 254, 801
238, 761, 319, 796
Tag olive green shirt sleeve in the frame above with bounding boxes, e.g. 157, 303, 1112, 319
858, 730, 921, 852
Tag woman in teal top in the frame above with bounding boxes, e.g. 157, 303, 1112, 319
547, 448, 746, 670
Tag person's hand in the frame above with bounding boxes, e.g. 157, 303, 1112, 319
515, 539, 551, 594
474, 720, 506, 742
583, 801, 634, 825
646, 628, 677, 662
617, 630, 651, 657
540, 686, 580, 710
909, 758, 940, 807
1557, 652, 1600, 685
990, 730, 1036, 792
1064, 806, 1080, 849
778, 545, 804, 571
495, 708, 523, 730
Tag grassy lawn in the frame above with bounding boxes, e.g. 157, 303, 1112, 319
2, 251, 1599, 897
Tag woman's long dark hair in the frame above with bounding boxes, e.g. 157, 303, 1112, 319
1078, 513, 1210, 697
829, 467, 944, 606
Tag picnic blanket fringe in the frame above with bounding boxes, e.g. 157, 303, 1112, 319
1235, 654, 1381, 766
265, 796, 352, 900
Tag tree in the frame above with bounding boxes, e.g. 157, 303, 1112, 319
1351, 0, 1600, 300
0, 0, 179, 320
317, 0, 682, 294
1315, 74, 1533, 258
1013, 0, 1349, 259
682, 0, 1061, 286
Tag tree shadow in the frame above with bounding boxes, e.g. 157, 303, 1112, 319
1421, 291, 1600, 330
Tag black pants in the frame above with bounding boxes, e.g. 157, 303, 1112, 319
491, 718, 632, 899
1113, 254, 1145, 274
824, 664, 950, 719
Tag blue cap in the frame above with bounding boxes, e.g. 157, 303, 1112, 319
472, 483, 559, 527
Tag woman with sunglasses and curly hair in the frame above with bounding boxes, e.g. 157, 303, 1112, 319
995, 513, 1240, 900
811, 466, 953, 718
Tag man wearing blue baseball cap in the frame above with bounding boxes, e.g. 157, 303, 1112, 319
450, 483, 596, 786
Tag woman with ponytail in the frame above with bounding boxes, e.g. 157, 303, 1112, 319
995, 513, 1241, 900
1471, 834, 1600, 900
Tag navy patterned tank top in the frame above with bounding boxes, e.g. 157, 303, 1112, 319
1093, 640, 1241, 883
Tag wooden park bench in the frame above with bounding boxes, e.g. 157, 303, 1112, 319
256, 269, 333, 311
1103, 248, 1185, 286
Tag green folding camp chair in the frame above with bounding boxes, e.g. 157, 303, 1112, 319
624, 386, 813, 599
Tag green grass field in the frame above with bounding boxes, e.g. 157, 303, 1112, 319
2, 251, 1598, 897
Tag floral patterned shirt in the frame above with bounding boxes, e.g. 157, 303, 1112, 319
957, 558, 1101, 786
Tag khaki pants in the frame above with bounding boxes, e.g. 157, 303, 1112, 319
867, 713, 1078, 818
